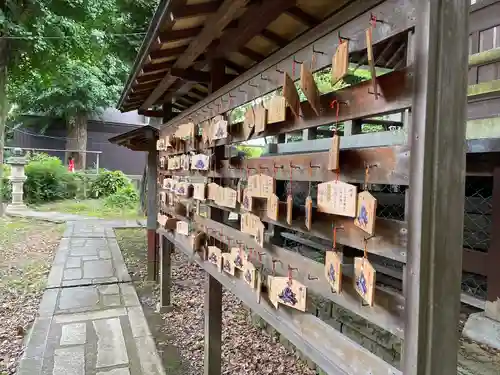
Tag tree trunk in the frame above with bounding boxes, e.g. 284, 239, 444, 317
66, 112, 88, 170
0, 39, 8, 216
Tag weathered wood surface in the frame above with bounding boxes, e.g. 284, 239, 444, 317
159, 228, 403, 375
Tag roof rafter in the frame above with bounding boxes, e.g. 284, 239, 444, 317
286, 7, 318, 27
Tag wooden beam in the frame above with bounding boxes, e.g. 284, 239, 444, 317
141, 0, 251, 110
170, 67, 210, 83
174, 1, 222, 18
159, 26, 203, 43
260, 29, 288, 47
224, 59, 246, 74
143, 61, 173, 73
150, 45, 187, 60
204, 0, 296, 61
136, 71, 166, 83
286, 6, 318, 27
238, 46, 264, 62
138, 108, 164, 117
403, 1, 469, 374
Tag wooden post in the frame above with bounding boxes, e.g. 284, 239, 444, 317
486, 167, 500, 321
403, 2, 469, 375
147, 142, 158, 281
203, 58, 226, 375
159, 234, 173, 312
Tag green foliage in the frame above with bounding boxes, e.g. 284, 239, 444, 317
90, 169, 130, 198
24, 154, 77, 203
237, 145, 263, 158
104, 184, 138, 209
1, 164, 12, 202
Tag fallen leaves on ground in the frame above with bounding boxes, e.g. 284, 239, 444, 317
0, 218, 63, 375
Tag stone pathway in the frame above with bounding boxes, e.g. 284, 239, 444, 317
13, 211, 164, 375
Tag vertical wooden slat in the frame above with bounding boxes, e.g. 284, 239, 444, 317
147, 140, 158, 281
486, 168, 500, 321
403, 1, 469, 375
160, 234, 173, 312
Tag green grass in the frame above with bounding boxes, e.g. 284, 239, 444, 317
32, 199, 145, 220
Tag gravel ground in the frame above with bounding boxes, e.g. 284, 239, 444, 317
117, 229, 315, 375
0, 217, 64, 375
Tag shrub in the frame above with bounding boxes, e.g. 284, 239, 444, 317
104, 185, 139, 209
24, 154, 77, 203
90, 169, 130, 198
1, 164, 12, 202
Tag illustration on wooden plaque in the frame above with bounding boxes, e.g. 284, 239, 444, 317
286, 195, 293, 225
332, 39, 349, 84
231, 247, 245, 270
354, 257, 376, 306
212, 118, 228, 141
328, 134, 340, 171
254, 105, 267, 134
300, 64, 321, 116
191, 154, 210, 170
222, 253, 235, 276
192, 183, 206, 201
208, 246, 223, 272
176, 221, 189, 236
274, 277, 307, 312
267, 96, 287, 124
317, 180, 357, 217
325, 251, 343, 294
283, 72, 301, 119
244, 262, 256, 289
305, 196, 313, 230
267, 193, 279, 221
242, 188, 253, 211
354, 191, 377, 235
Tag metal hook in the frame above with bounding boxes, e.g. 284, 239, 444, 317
259, 165, 269, 171
289, 162, 300, 170
309, 162, 320, 169
293, 57, 303, 65
275, 66, 284, 74
308, 274, 319, 280
338, 32, 351, 43
260, 73, 270, 81
238, 88, 247, 94
248, 82, 258, 88
364, 234, 375, 243
272, 259, 282, 266
312, 45, 326, 55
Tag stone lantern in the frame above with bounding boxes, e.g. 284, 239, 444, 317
7, 148, 27, 209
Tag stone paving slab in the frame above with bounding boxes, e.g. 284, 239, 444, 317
17, 284, 165, 375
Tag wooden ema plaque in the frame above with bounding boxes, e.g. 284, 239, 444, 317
254, 105, 267, 134
283, 72, 301, 119
211, 118, 228, 141
242, 188, 253, 211
267, 275, 279, 309
244, 261, 256, 289
231, 247, 245, 271
354, 257, 376, 306
176, 182, 190, 198
300, 64, 321, 116
273, 277, 307, 312
223, 187, 237, 209
305, 196, 313, 230
354, 191, 377, 235
201, 121, 211, 145
332, 40, 349, 83
248, 174, 275, 198
159, 156, 166, 169
191, 154, 210, 170
156, 139, 164, 151
267, 96, 286, 124
325, 251, 343, 294
157, 213, 167, 227
267, 194, 279, 221
207, 183, 219, 201
255, 221, 265, 247
222, 253, 236, 276
188, 232, 205, 253
236, 180, 246, 203
165, 217, 179, 231
207, 246, 222, 272
176, 221, 189, 236
366, 28, 378, 99
181, 154, 190, 171
328, 135, 340, 171
286, 195, 293, 225
214, 185, 225, 207
192, 183, 206, 201
317, 180, 357, 217
243, 107, 255, 140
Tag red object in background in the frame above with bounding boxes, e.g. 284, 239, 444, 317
68, 159, 75, 173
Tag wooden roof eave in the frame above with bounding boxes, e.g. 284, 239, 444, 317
108, 125, 159, 152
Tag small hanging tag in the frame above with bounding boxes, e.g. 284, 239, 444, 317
300, 64, 321, 116
266, 193, 279, 221
192, 183, 207, 201
354, 257, 376, 306
244, 261, 256, 289
274, 277, 307, 312
354, 191, 378, 235
328, 134, 340, 171
366, 28, 378, 99
242, 188, 253, 212
332, 40, 349, 83
176, 221, 190, 236
283, 72, 301, 119
207, 182, 220, 201
222, 253, 236, 276
286, 195, 293, 225
231, 247, 245, 270
325, 251, 343, 294
191, 154, 210, 170
267, 275, 279, 309
260, 174, 275, 198
305, 196, 313, 230
254, 105, 267, 134
208, 246, 223, 272
317, 181, 357, 217
267, 96, 287, 124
